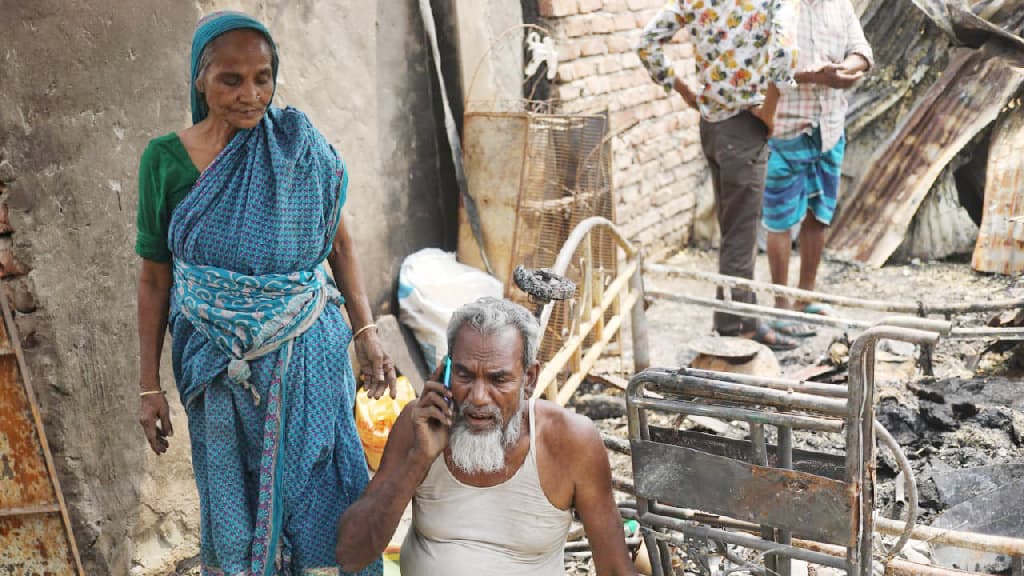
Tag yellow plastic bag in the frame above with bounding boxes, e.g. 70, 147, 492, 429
355, 375, 416, 470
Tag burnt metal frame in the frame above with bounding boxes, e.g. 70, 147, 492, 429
626, 324, 944, 575
0, 288, 85, 574
644, 264, 1024, 342
530, 216, 650, 404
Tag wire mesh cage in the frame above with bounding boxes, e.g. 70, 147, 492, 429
508, 113, 618, 362
457, 25, 619, 366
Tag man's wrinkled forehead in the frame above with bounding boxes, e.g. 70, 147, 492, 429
451, 325, 526, 370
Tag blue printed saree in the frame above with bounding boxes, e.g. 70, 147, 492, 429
167, 105, 381, 576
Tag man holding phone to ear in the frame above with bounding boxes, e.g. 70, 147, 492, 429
336, 297, 636, 576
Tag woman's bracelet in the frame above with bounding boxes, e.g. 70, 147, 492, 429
353, 323, 378, 341
139, 389, 166, 398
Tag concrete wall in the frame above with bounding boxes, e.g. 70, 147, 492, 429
538, 0, 714, 254
0, 1, 447, 573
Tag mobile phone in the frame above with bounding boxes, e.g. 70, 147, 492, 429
442, 355, 452, 406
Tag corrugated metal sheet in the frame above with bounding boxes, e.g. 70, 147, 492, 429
972, 104, 1024, 273
0, 293, 82, 575
896, 167, 980, 261
827, 43, 1024, 266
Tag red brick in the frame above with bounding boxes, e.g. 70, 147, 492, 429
558, 42, 582, 63
583, 74, 611, 95
539, 0, 578, 17
564, 15, 590, 37
579, 0, 604, 13
598, 56, 623, 74
606, 35, 634, 53
614, 13, 638, 31
579, 37, 607, 57
626, 0, 663, 10
590, 14, 616, 34
558, 83, 584, 101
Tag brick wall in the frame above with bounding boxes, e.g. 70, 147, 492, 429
538, 0, 713, 256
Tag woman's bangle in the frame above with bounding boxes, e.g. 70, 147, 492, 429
353, 323, 377, 341
139, 389, 166, 398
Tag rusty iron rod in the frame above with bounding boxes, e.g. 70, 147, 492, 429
0, 503, 62, 518
640, 369, 848, 417
629, 396, 846, 433
876, 421, 918, 560
538, 216, 637, 339
683, 367, 848, 398
648, 288, 1024, 340
777, 426, 794, 576
627, 510, 851, 571
630, 252, 651, 372
874, 517, 1024, 557
645, 263, 1024, 315
794, 538, 991, 576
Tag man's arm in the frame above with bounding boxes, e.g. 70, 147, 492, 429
767, 0, 801, 90
795, 2, 871, 88
842, 0, 873, 74
569, 415, 637, 575
336, 379, 452, 572
636, 3, 687, 94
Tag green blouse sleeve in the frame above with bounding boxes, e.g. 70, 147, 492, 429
135, 135, 198, 262
135, 141, 171, 262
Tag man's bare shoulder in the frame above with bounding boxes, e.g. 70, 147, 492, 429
534, 398, 604, 459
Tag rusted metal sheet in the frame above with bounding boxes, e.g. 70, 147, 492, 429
0, 292, 83, 574
630, 440, 857, 547
0, 355, 52, 509
647, 427, 847, 481
972, 107, 1024, 274
828, 43, 1024, 266
0, 516, 75, 575
457, 112, 530, 286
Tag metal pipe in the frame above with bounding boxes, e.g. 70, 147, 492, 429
640, 370, 849, 417
876, 421, 918, 560
630, 511, 851, 570
777, 426, 794, 576
630, 252, 651, 372
793, 538, 991, 576
538, 216, 637, 339
629, 396, 846, 433
949, 326, 1024, 340
644, 263, 1024, 315
649, 290, 967, 339
874, 517, 1024, 557
749, 424, 777, 574
681, 368, 848, 398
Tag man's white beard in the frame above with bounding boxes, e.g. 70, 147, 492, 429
449, 393, 525, 474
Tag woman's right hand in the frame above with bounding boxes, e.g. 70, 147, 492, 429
139, 390, 174, 455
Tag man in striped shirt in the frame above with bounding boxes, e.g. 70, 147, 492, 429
762, 0, 872, 328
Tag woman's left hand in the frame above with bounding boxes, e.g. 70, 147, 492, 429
354, 330, 397, 399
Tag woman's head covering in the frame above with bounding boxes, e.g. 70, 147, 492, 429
190, 11, 279, 125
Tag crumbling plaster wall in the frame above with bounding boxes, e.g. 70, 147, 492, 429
0, 1, 446, 573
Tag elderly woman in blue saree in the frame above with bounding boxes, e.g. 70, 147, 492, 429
135, 12, 391, 576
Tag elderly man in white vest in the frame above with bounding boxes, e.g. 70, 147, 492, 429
336, 297, 636, 576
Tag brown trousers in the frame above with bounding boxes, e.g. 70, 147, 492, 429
699, 111, 770, 335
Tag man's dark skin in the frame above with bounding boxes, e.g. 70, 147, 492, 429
336, 325, 636, 575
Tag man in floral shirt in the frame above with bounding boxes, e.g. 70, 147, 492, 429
638, 0, 802, 350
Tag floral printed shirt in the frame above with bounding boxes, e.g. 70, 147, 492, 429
637, 0, 801, 122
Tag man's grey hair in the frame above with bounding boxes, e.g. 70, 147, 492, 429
447, 297, 540, 370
